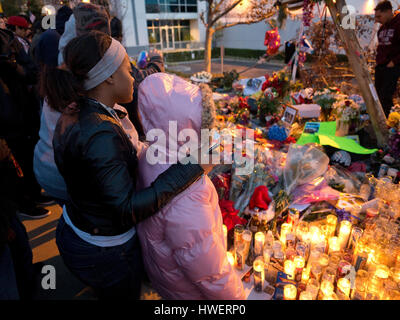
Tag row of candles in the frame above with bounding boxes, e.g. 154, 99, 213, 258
224, 212, 400, 300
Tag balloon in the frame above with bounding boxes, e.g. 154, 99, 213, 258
264, 27, 281, 56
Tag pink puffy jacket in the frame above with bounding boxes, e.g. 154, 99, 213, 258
136, 73, 245, 300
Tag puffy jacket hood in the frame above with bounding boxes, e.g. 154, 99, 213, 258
138, 73, 216, 188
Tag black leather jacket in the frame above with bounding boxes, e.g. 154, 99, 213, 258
53, 98, 204, 236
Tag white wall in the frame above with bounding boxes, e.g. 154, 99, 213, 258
121, 0, 137, 48
219, 19, 302, 51
136, 0, 149, 46
197, 0, 207, 43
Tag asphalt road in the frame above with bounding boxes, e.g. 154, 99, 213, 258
166, 58, 284, 78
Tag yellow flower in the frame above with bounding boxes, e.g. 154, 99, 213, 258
387, 112, 400, 128
216, 115, 225, 123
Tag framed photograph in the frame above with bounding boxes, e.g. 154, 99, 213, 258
303, 122, 321, 134
282, 105, 298, 125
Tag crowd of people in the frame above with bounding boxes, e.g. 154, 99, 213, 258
0, 2, 245, 300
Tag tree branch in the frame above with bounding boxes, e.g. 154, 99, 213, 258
215, 17, 264, 31
210, 0, 242, 27
200, 11, 207, 26
214, 10, 276, 31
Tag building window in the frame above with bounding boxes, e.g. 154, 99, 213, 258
147, 19, 194, 49
145, 0, 197, 14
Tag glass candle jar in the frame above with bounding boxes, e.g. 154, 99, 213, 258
306, 278, 320, 300
253, 258, 265, 293
338, 220, 352, 250
299, 290, 313, 300
284, 260, 295, 280
319, 280, 334, 300
242, 230, 252, 261
227, 251, 235, 267
321, 267, 336, 284
283, 284, 297, 300
337, 277, 351, 297
254, 232, 265, 257
310, 262, 322, 282
235, 243, 246, 271
319, 253, 330, 271
280, 223, 292, 246
234, 224, 244, 249
328, 236, 340, 255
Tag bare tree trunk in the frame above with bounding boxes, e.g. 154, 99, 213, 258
327, 0, 388, 147
204, 27, 214, 73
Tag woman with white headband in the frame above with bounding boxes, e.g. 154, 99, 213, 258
41, 31, 213, 299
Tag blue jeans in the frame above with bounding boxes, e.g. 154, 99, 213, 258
0, 245, 20, 300
56, 216, 144, 300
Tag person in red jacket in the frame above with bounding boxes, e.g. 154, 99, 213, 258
374, 1, 400, 116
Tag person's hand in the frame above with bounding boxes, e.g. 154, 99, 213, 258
148, 48, 163, 60
387, 61, 395, 68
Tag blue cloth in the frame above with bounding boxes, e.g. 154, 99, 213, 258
34, 30, 60, 68
56, 216, 144, 299
0, 245, 19, 300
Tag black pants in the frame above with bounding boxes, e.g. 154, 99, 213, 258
6, 136, 42, 210
375, 65, 400, 117
8, 215, 36, 300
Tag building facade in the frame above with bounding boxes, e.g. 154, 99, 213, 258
121, 0, 207, 56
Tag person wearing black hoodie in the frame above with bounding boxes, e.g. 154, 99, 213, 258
0, 28, 51, 219
0, 138, 37, 300
374, 1, 400, 116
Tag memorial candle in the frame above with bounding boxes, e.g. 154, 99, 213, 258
301, 267, 310, 284
299, 291, 313, 300
310, 226, 321, 248
326, 214, 337, 235
254, 232, 265, 257
253, 259, 264, 292
284, 284, 297, 300
338, 220, 352, 250
280, 223, 291, 246
337, 278, 351, 297
223, 224, 228, 250
320, 280, 334, 299
328, 236, 340, 254
284, 260, 295, 280
227, 251, 235, 266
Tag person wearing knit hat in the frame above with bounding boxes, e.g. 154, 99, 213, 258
6, 16, 30, 54
74, 2, 110, 37
58, 3, 110, 65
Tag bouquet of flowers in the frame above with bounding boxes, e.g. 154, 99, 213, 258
190, 71, 212, 83
332, 98, 360, 122
312, 88, 339, 120
261, 71, 291, 98
387, 111, 400, 158
348, 94, 366, 112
